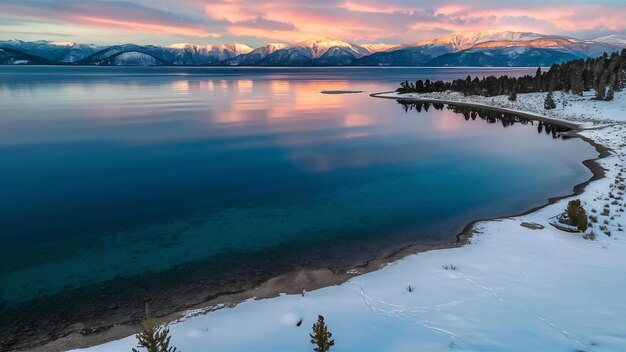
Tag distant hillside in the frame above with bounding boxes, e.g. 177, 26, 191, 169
425, 47, 582, 67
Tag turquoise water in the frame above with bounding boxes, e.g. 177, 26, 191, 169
0, 67, 595, 333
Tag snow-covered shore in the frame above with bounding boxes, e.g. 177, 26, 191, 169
75, 91, 626, 352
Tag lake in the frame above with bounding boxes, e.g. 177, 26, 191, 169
0, 66, 597, 349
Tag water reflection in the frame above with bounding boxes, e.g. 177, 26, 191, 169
397, 100, 571, 138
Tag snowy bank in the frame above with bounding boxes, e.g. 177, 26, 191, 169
72, 91, 626, 352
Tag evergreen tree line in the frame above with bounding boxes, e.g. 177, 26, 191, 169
397, 49, 626, 101
397, 101, 570, 139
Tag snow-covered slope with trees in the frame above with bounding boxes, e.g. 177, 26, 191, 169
167, 43, 253, 64
254, 38, 371, 66
297, 38, 370, 58
0, 40, 100, 63
425, 47, 582, 67
472, 37, 617, 58
225, 43, 288, 65
594, 35, 626, 46
412, 30, 547, 51
356, 31, 625, 67
360, 43, 406, 53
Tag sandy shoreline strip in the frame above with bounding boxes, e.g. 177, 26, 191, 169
24, 92, 614, 352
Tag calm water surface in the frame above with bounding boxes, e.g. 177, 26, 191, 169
0, 67, 595, 333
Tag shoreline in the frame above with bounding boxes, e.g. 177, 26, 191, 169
23, 94, 612, 352
370, 92, 584, 129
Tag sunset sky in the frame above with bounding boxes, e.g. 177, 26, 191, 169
1, 0, 625, 46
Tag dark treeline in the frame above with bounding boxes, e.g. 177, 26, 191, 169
397, 100, 571, 139
397, 49, 626, 101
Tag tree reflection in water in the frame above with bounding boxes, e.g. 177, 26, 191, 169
397, 100, 571, 139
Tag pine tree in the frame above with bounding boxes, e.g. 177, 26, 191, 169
571, 70, 584, 96
544, 90, 556, 110
534, 67, 542, 91
415, 80, 424, 92
424, 79, 432, 92
132, 303, 178, 352
508, 87, 517, 101
595, 75, 606, 100
566, 199, 588, 232
310, 315, 334, 352
615, 66, 623, 92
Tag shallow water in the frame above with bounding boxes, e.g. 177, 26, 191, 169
0, 67, 595, 325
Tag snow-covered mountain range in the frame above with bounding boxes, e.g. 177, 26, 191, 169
412, 30, 546, 51
1, 31, 625, 67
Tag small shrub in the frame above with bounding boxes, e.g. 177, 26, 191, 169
583, 232, 596, 241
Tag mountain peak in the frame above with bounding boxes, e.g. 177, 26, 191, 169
297, 38, 350, 45
247, 43, 288, 55
294, 38, 369, 58
49, 41, 77, 46
263, 43, 289, 51
296, 38, 356, 50
361, 43, 406, 53
168, 43, 253, 54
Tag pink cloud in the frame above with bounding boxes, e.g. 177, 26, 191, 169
1, 0, 625, 44
73, 16, 220, 38
204, 1, 258, 22
199, 0, 626, 43
341, 1, 415, 15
